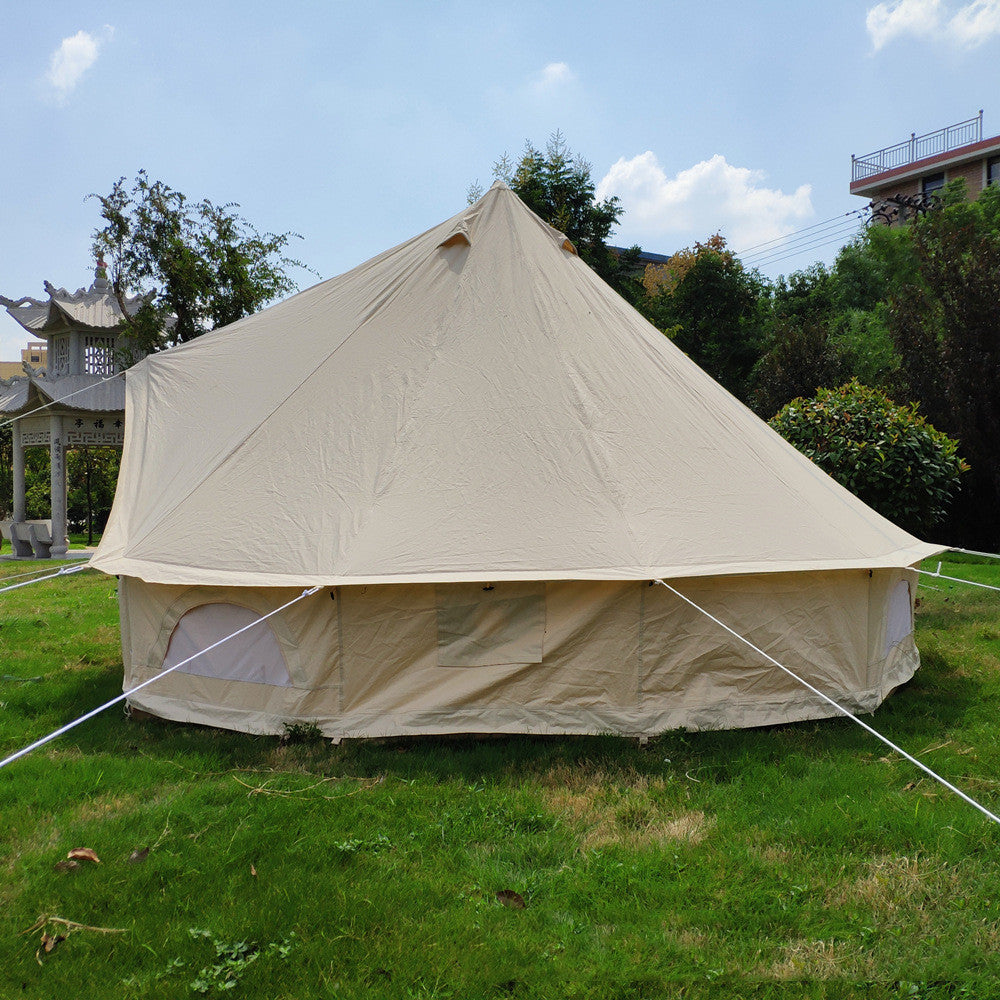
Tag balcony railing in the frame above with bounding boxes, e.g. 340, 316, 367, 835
852, 111, 984, 182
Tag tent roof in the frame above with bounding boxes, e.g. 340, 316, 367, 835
91, 183, 941, 587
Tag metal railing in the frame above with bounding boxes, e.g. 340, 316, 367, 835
852, 111, 984, 182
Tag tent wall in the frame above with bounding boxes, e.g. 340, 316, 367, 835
118, 568, 920, 738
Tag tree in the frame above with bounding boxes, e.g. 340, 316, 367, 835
91, 171, 308, 354
887, 180, 1000, 547
770, 380, 967, 537
643, 235, 767, 400
487, 132, 641, 298
748, 313, 849, 418
67, 448, 121, 544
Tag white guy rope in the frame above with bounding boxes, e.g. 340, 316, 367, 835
0, 562, 92, 593
0, 585, 322, 771
0, 372, 125, 432
0, 560, 91, 587
654, 579, 1000, 828
950, 547, 1000, 562
919, 565, 1000, 594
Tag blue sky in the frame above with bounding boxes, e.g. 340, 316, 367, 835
2, 0, 998, 357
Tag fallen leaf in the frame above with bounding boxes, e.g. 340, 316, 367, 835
250, 863, 257, 877
53, 860, 79, 873
904, 781, 917, 791
67, 848, 100, 864
496, 889, 526, 910
128, 847, 149, 864
41, 931, 65, 954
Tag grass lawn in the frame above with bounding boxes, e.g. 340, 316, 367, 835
2, 558, 1000, 998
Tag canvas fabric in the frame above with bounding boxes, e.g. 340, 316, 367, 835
91, 183, 940, 588
119, 569, 919, 737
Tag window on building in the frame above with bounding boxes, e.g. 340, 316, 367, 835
988, 157, 1000, 186
84, 335, 115, 375
922, 172, 946, 197
53, 337, 70, 375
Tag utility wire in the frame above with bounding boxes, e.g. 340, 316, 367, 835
742, 220, 867, 269
742, 218, 865, 262
743, 225, 867, 272
734, 208, 869, 256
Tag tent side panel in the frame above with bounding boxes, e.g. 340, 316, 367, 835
118, 571, 920, 737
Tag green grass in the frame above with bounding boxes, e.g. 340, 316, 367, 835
2, 559, 1000, 997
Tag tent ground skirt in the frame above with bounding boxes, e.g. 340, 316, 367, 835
118, 568, 920, 737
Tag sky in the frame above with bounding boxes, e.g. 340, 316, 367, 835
1, 0, 999, 358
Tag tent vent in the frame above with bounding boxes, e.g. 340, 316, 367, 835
561, 238, 577, 256
439, 229, 471, 249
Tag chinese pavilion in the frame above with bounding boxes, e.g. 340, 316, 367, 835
0, 263, 147, 557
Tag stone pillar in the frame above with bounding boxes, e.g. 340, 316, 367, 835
12, 419, 25, 522
49, 413, 68, 558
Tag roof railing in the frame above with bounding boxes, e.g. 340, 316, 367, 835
852, 110, 984, 182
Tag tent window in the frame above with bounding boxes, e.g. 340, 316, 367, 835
436, 583, 545, 666
163, 603, 292, 686
884, 581, 913, 655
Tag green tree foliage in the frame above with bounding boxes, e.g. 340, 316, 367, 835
886, 181, 1000, 547
770, 380, 967, 536
489, 132, 641, 298
92, 171, 307, 353
0, 445, 119, 541
643, 235, 766, 400
749, 313, 849, 418
68, 448, 121, 543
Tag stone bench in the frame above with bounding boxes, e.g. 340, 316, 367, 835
0, 519, 57, 559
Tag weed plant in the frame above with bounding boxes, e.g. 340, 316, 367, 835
1, 559, 1000, 997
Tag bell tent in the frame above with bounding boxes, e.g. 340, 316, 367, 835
90, 182, 942, 737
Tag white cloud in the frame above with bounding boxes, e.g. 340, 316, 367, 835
46, 27, 112, 99
947, 0, 1000, 44
531, 62, 575, 93
866, 0, 942, 49
866, 0, 1000, 49
596, 152, 813, 252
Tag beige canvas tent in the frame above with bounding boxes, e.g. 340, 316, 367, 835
90, 182, 942, 737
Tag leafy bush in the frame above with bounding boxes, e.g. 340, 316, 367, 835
769, 379, 967, 536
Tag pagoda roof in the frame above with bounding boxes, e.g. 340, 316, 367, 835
0, 372, 125, 416
1, 265, 147, 335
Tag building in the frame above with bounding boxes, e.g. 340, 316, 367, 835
851, 110, 1000, 224
0, 341, 48, 380
0, 263, 146, 557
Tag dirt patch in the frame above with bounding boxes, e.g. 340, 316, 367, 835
764, 938, 861, 980
753, 842, 794, 866
537, 765, 713, 850
673, 926, 710, 950
826, 854, 956, 920
70, 791, 144, 824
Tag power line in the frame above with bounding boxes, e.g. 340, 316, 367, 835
743, 221, 867, 271
742, 218, 867, 265
734, 207, 868, 256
